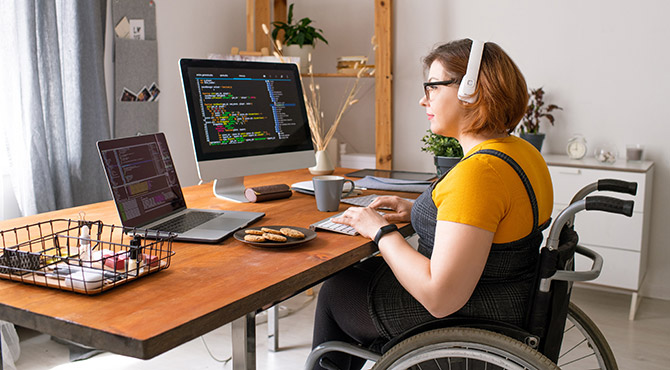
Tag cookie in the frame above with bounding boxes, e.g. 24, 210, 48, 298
245, 229, 264, 235
261, 227, 283, 235
280, 227, 305, 239
263, 232, 287, 242
244, 234, 266, 242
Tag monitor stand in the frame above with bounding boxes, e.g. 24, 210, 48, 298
213, 177, 248, 203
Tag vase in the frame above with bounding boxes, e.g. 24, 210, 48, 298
434, 156, 461, 177
283, 44, 314, 71
309, 150, 334, 175
520, 133, 546, 152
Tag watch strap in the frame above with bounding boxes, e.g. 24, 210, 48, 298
374, 224, 399, 245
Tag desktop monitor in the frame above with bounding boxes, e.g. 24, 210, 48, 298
179, 58, 315, 202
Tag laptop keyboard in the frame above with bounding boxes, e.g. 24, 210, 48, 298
151, 211, 219, 234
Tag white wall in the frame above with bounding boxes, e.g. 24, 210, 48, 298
153, 0, 247, 186
148, 0, 670, 300
393, 0, 670, 300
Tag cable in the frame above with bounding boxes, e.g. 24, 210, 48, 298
200, 336, 231, 364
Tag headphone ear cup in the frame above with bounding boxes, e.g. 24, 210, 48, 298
457, 39, 485, 103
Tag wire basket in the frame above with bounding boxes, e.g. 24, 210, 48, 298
0, 219, 176, 295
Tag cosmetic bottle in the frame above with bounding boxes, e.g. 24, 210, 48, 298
79, 225, 92, 267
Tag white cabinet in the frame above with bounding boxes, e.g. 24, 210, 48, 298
544, 154, 654, 320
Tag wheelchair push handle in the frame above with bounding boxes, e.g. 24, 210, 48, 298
585, 196, 634, 217
569, 178, 638, 205
547, 195, 634, 251
597, 179, 638, 195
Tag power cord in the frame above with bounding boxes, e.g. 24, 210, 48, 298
200, 292, 317, 364
200, 336, 231, 365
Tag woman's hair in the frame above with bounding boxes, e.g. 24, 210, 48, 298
423, 39, 528, 135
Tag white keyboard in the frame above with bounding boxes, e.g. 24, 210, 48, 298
310, 212, 358, 235
310, 210, 387, 236
341, 194, 415, 209
341, 194, 382, 207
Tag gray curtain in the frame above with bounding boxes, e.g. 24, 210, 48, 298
0, 0, 111, 216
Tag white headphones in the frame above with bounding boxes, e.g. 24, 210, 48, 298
457, 39, 485, 103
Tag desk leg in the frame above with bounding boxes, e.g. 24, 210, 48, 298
232, 312, 256, 370
268, 305, 278, 352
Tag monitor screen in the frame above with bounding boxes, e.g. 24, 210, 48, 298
179, 58, 315, 202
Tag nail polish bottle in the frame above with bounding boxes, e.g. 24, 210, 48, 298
127, 236, 142, 276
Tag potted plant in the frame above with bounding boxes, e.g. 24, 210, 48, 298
519, 87, 563, 152
271, 3, 328, 70
421, 130, 464, 176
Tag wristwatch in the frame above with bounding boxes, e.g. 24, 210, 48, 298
374, 224, 399, 245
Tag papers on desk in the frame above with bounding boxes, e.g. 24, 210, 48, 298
353, 176, 432, 193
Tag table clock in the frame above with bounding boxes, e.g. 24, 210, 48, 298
566, 135, 587, 160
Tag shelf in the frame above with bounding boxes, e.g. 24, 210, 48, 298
248, 0, 393, 170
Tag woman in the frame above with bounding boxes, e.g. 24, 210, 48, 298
311, 39, 553, 370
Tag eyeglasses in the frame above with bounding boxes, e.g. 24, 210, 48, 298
423, 79, 459, 100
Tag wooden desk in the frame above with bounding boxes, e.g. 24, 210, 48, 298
0, 168, 416, 369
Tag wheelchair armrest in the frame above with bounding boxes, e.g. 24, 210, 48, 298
539, 245, 603, 292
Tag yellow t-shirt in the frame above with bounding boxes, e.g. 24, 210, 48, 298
433, 136, 553, 244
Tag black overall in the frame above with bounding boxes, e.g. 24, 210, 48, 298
368, 149, 548, 340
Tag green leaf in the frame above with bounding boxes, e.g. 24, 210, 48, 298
287, 3, 294, 24
270, 3, 328, 46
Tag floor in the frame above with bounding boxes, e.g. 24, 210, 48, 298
9, 286, 670, 370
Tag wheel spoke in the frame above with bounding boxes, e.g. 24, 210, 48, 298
559, 338, 587, 359
558, 352, 597, 368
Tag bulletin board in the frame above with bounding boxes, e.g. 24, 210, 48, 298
111, 0, 159, 138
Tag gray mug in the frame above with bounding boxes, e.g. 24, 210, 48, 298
313, 176, 355, 212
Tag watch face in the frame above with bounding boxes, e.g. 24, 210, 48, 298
567, 138, 587, 159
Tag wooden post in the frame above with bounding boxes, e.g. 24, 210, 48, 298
374, 0, 393, 170
255, 0, 271, 51
273, 0, 287, 43
246, 0, 255, 52
246, 0, 272, 52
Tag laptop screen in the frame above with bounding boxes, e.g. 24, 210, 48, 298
97, 133, 186, 228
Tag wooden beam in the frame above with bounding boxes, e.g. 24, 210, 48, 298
273, 0, 287, 43
246, 0, 255, 51
255, 0, 271, 51
374, 0, 393, 170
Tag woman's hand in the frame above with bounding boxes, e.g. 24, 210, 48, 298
368, 196, 413, 223
331, 206, 390, 239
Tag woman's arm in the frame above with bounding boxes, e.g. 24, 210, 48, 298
333, 208, 494, 318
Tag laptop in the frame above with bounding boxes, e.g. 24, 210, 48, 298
97, 133, 264, 243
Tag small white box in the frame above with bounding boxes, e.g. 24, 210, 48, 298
340, 153, 375, 169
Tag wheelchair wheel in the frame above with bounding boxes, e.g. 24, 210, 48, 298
559, 302, 618, 369
372, 327, 559, 370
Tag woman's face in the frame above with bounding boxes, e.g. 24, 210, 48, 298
419, 61, 464, 138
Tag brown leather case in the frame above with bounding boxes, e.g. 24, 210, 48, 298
244, 184, 293, 203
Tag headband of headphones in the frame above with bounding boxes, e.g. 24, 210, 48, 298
457, 39, 485, 103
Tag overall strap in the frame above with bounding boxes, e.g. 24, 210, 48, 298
463, 149, 540, 231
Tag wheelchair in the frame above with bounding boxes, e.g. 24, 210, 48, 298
306, 179, 638, 370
